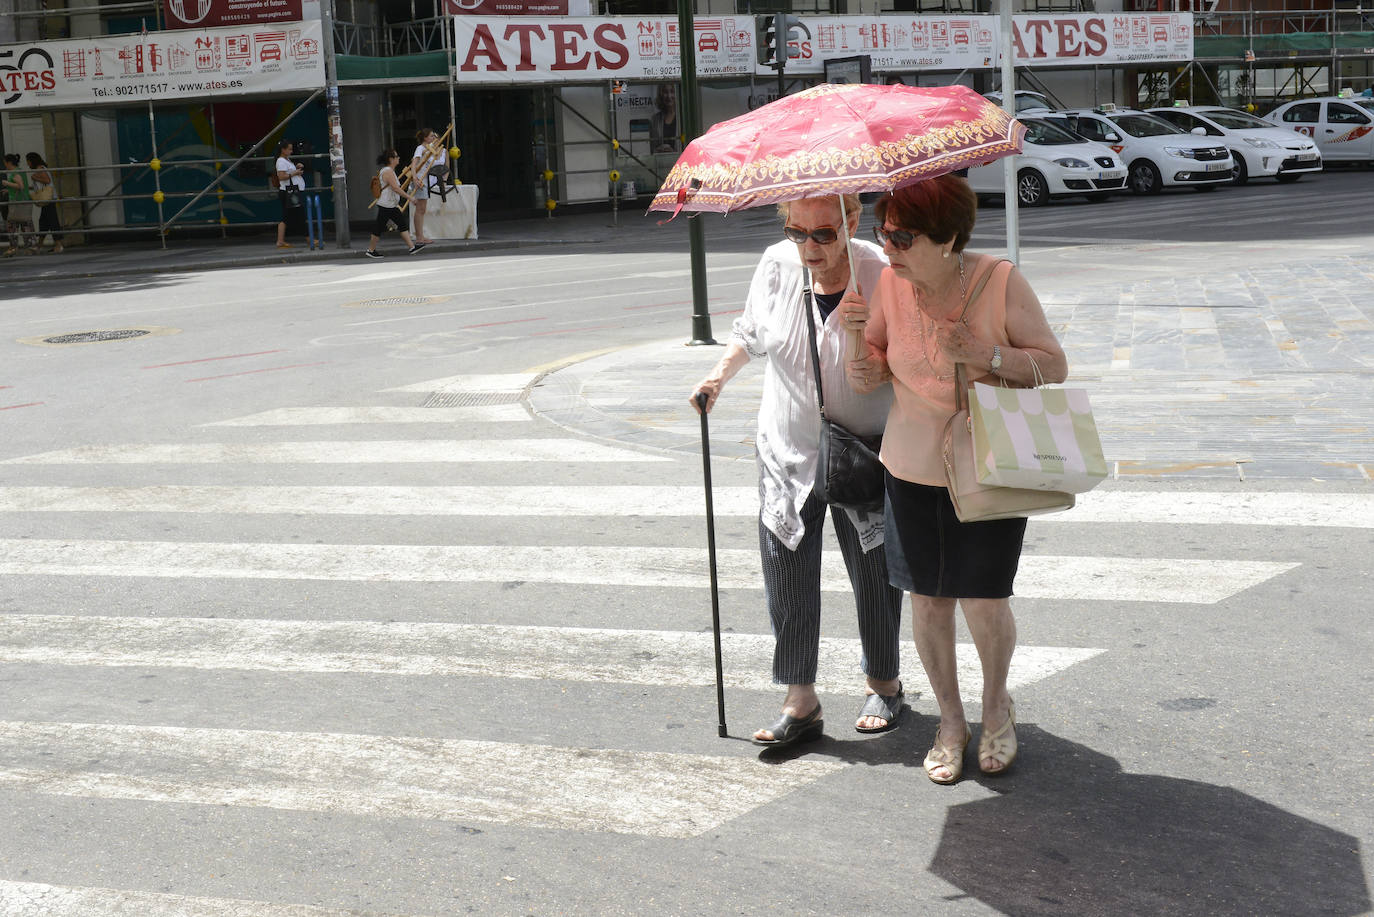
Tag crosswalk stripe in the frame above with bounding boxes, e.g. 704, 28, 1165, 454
0, 440, 669, 465
200, 406, 530, 426
0, 485, 1366, 528
0, 880, 425, 917
0, 614, 1103, 698
384, 373, 537, 393
0, 540, 1295, 604
1047, 490, 1374, 528
0, 721, 844, 839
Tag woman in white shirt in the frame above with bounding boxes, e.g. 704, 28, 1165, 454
274, 140, 306, 249
689, 195, 904, 748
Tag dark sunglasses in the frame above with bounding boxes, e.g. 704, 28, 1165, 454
783, 225, 841, 245
873, 225, 921, 251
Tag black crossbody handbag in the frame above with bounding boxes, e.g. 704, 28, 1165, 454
803, 272, 885, 513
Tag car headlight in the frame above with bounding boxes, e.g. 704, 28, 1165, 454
1162, 146, 1195, 158
1243, 137, 1280, 149
1052, 157, 1092, 169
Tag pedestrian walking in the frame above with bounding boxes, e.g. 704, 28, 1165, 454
845, 175, 1068, 783
274, 140, 306, 249
1, 153, 35, 256
689, 195, 904, 748
365, 149, 425, 259
26, 152, 63, 254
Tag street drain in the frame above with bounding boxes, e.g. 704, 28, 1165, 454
45, 329, 152, 345
422, 392, 522, 407
344, 294, 452, 309
20, 326, 180, 348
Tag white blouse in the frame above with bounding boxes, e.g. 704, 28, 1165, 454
731, 238, 893, 552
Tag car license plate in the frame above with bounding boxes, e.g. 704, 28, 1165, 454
1205, 161, 1230, 172
1099, 169, 1125, 179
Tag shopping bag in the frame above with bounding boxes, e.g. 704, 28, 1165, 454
970, 379, 1107, 494
943, 365, 1075, 523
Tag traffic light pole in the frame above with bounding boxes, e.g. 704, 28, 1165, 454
678, 0, 715, 345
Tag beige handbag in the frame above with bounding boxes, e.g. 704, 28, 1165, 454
940, 260, 1075, 523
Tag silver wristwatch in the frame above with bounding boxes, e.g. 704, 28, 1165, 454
990, 345, 1003, 372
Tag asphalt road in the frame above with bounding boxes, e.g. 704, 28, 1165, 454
0, 173, 1371, 916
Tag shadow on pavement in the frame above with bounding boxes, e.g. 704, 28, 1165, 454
758, 718, 1370, 915
928, 727, 1371, 916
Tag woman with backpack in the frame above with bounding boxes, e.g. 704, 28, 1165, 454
365, 149, 425, 259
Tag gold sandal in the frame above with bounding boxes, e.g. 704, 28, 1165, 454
924, 723, 971, 785
978, 700, 1017, 775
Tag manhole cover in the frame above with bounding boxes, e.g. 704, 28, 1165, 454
344, 294, 452, 309
422, 391, 523, 407
20, 326, 180, 348
44, 329, 152, 344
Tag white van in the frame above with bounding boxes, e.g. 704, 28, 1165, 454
1264, 96, 1374, 164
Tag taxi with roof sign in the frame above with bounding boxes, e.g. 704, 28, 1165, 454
1055, 104, 1233, 195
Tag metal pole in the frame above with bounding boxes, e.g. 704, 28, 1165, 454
319, 0, 351, 247
209, 102, 226, 237
678, 0, 715, 345
1000, 0, 1019, 266
149, 102, 166, 250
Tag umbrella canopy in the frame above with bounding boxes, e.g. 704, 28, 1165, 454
649, 82, 1024, 215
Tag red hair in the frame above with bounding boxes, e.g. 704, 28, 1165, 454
874, 174, 977, 252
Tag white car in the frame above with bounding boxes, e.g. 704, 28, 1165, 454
1147, 105, 1322, 184
1264, 95, 1374, 165
983, 90, 1055, 115
1057, 106, 1234, 195
966, 116, 1126, 206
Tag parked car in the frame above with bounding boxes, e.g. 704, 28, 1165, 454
1057, 105, 1233, 195
1264, 95, 1374, 165
1147, 105, 1322, 184
983, 90, 1055, 114
966, 116, 1126, 205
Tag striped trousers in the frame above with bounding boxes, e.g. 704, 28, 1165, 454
758, 492, 904, 686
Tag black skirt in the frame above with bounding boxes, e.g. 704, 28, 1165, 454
882, 472, 1027, 599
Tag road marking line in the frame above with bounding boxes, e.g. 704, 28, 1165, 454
0, 721, 843, 839
186, 361, 330, 383
1, 440, 669, 465
0, 614, 1103, 698
384, 373, 537, 394
0, 485, 1367, 529
0, 880, 425, 917
142, 349, 286, 369
200, 405, 530, 426
1053, 490, 1374, 528
0, 540, 1296, 604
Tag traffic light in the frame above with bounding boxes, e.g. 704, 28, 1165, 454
757, 14, 800, 68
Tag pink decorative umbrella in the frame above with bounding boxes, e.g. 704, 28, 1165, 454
649, 82, 1024, 216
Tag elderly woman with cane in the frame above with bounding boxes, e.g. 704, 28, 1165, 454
689, 195, 904, 747
845, 175, 1067, 782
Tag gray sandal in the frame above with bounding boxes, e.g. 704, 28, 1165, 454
855, 685, 904, 734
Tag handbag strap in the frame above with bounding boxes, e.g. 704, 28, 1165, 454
952, 257, 1008, 413
801, 266, 831, 421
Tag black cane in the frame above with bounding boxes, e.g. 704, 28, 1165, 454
696, 392, 728, 737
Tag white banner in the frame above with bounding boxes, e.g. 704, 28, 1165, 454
767, 16, 998, 76
0, 20, 325, 111
454, 16, 758, 82
452, 14, 1193, 85
1009, 13, 1192, 67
